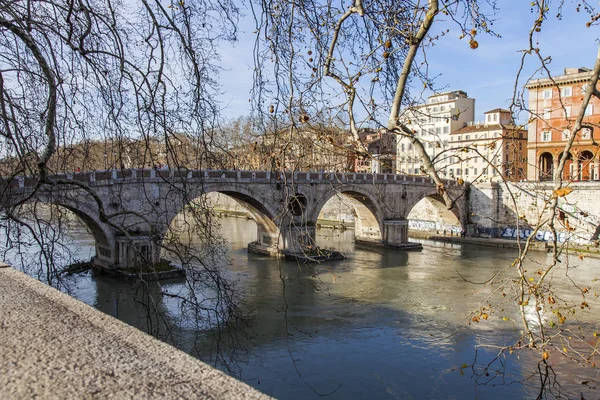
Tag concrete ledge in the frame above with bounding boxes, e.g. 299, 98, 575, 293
409, 232, 551, 251
0, 264, 269, 399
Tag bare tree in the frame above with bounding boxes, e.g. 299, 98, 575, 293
0, 0, 253, 366
252, 0, 600, 394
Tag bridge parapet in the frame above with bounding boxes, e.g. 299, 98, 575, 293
7, 169, 460, 190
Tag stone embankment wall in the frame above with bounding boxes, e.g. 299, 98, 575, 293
468, 182, 600, 244
0, 265, 268, 399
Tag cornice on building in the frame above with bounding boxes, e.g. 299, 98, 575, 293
526, 70, 593, 89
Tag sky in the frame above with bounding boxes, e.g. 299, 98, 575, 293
217, 1, 600, 124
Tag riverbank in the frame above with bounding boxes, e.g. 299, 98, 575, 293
0, 264, 268, 399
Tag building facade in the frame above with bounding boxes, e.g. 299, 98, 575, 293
450, 109, 528, 182
348, 129, 396, 173
397, 90, 475, 176
526, 67, 600, 181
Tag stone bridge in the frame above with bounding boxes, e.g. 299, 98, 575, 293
2, 169, 467, 269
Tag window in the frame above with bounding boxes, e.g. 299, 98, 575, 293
582, 85, 588, 95
443, 126, 449, 134
483, 168, 488, 175
585, 104, 593, 116
493, 114, 498, 122
440, 105, 445, 111
458, 135, 462, 141
562, 129, 570, 140
474, 168, 478, 175
560, 86, 572, 97
542, 89, 553, 99
457, 169, 462, 175
408, 144, 413, 150
414, 168, 419, 174
543, 109, 551, 120
449, 168, 454, 176
436, 127, 441, 135
542, 131, 551, 142
519, 132, 523, 138
487, 115, 492, 122
582, 128, 592, 139
466, 135, 470, 140
564, 106, 571, 118
401, 143, 405, 151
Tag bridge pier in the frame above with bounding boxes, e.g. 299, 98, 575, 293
92, 235, 161, 271
355, 219, 422, 250
247, 223, 319, 258
382, 219, 422, 250
248, 226, 281, 257
283, 224, 317, 254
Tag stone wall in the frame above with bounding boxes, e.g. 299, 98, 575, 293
468, 182, 600, 244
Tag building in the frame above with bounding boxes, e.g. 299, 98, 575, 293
526, 67, 600, 181
450, 109, 528, 182
347, 129, 396, 173
397, 90, 475, 176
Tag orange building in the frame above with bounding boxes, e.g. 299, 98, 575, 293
526, 67, 600, 181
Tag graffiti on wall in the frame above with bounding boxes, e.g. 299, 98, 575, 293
499, 227, 594, 245
470, 226, 594, 245
500, 227, 568, 243
409, 220, 461, 234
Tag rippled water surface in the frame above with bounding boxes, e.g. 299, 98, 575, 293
20, 218, 600, 399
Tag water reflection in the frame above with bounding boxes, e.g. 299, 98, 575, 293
13, 217, 600, 399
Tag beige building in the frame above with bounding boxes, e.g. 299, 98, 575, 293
449, 109, 528, 182
397, 90, 475, 176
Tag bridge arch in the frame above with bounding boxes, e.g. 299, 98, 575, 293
17, 193, 117, 267
163, 182, 282, 254
311, 186, 384, 243
405, 189, 465, 234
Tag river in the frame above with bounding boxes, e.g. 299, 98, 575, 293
9, 217, 600, 399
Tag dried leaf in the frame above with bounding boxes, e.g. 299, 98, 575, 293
553, 187, 573, 198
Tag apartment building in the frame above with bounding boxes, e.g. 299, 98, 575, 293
397, 90, 475, 176
526, 67, 600, 181
449, 109, 528, 182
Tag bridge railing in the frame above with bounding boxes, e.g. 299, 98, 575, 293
5, 168, 458, 189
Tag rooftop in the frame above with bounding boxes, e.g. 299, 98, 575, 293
526, 67, 594, 88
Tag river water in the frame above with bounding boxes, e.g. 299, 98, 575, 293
11, 217, 600, 399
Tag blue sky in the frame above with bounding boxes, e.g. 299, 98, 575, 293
217, 1, 600, 123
